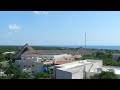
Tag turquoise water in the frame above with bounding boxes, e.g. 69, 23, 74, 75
50, 45, 120, 50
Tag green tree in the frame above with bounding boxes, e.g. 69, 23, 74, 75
19, 72, 30, 79
81, 55, 95, 60
0, 76, 11, 79
0, 63, 2, 69
4, 53, 13, 61
90, 71, 117, 79
0, 53, 5, 62
35, 72, 50, 79
12, 71, 21, 79
4, 61, 17, 75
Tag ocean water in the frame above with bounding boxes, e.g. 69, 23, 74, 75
52, 45, 120, 50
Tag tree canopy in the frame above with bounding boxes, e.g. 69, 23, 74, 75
90, 71, 117, 79
34, 71, 50, 79
19, 72, 30, 79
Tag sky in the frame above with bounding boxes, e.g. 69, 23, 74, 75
1, 11, 120, 46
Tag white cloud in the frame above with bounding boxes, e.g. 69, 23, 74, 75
32, 11, 48, 14
9, 24, 20, 31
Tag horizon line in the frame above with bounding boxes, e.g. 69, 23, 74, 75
1, 44, 120, 46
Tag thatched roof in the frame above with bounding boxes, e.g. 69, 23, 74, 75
35, 49, 96, 56
13, 43, 96, 60
13, 43, 37, 59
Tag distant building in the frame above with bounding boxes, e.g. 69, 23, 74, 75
13, 43, 95, 61
3, 51, 15, 55
112, 53, 120, 62
13, 43, 95, 76
13, 43, 76, 75
12, 43, 85, 65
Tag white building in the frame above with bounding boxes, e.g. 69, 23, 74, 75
54, 59, 120, 79
15, 56, 44, 75
21, 53, 74, 62
3, 51, 15, 55
54, 60, 120, 79
53, 59, 103, 79
93, 66, 120, 79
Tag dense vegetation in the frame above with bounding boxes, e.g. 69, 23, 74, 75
0, 46, 54, 79
90, 71, 117, 79
0, 53, 14, 62
81, 50, 120, 66
0, 61, 51, 79
0, 46, 20, 52
0, 46, 75, 52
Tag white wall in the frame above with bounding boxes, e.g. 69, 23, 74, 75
55, 65, 85, 79
71, 66, 85, 79
53, 60, 103, 79
54, 54, 72, 61
85, 60, 103, 72
21, 54, 73, 62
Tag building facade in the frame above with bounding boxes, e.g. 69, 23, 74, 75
15, 57, 44, 75
53, 60, 103, 79
53, 59, 120, 79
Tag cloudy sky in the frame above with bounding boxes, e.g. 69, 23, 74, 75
0, 11, 120, 46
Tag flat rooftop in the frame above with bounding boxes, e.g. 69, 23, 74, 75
64, 66, 84, 73
55, 59, 102, 70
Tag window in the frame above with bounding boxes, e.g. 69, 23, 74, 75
18, 65, 20, 67
24, 65, 25, 67
32, 65, 34, 67
29, 65, 31, 67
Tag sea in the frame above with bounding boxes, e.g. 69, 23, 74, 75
49, 45, 120, 50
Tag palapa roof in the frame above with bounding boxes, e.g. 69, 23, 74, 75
13, 43, 37, 59
13, 43, 97, 60
35, 49, 96, 56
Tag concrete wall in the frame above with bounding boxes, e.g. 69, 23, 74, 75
53, 60, 103, 79
55, 69, 72, 79
85, 60, 103, 72
54, 65, 85, 79
86, 72, 99, 79
71, 66, 85, 79
84, 63, 93, 72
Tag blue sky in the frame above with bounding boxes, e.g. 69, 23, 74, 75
0, 11, 120, 46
